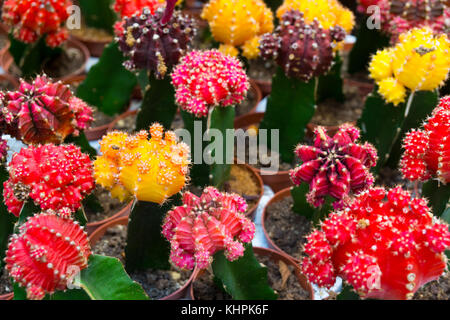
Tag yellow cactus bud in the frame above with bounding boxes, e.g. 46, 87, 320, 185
94, 126, 190, 204
242, 36, 261, 60
378, 77, 407, 106
219, 44, 239, 57
202, 0, 274, 54
276, 0, 355, 33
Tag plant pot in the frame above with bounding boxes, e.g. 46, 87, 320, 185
89, 216, 196, 300
252, 79, 272, 97
85, 201, 133, 236
71, 33, 112, 58
189, 246, 314, 300
106, 109, 138, 133
234, 79, 263, 121
0, 293, 13, 300
0, 37, 90, 82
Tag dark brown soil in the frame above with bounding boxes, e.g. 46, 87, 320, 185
375, 167, 407, 189
248, 58, 276, 83
0, 268, 12, 296
112, 112, 185, 133
414, 272, 450, 300
70, 26, 113, 43
265, 195, 312, 261
92, 225, 193, 300
192, 253, 310, 300
91, 108, 115, 128
235, 86, 258, 117
84, 186, 128, 224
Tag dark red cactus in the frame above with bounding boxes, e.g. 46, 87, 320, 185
117, 6, 196, 79
290, 124, 378, 208
302, 187, 450, 300
259, 10, 346, 81
162, 187, 255, 270
3, 144, 94, 217
0, 138, 8, 163
5, 211, 91, 300
0, 75, 93, 145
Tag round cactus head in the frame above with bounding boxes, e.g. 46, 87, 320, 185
3, 144, 95, 217
290, 124, 378, 208
302, 186, 450, 300
5, 210, 91, 300
162, 187, 255, 270
0, 75, 93, 145
94, 124, 190, 204
171, 50, 250, 117
2, 0, 72, 47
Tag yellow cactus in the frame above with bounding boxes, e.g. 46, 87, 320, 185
369, 27, 450, 105
277, 0, 354, 33
94, 124, 190, 204
219, 44, 240, 57
201, 0, 274, 58
242, 36, 262, 60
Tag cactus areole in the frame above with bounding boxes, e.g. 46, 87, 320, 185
302, 187, 450, 300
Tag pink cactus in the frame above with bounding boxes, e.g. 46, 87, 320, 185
3, 144, 94, 217
0, 138, 8, 163
302, 186, 450, 300
171, 50, 250, 117
162, 187, 255, 270
290, 124, 378, 208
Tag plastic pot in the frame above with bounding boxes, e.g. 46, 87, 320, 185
188, 246, 314, 300
232, 163, 264, 221
89, 216, 196, 300
71, 34, 112, 58
85, 201, 133, 236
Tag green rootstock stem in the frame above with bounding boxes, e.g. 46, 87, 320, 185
65, 132, 97, 159
0, 166, 16, 271
209, 106, 235, 189
291, 184, 334, 226
337, 285, 360, 300
259, 67, 316, 164
125, 196, 181, 273
136, 74, 178, 131
422, 180, 450, 217
78, 0, 116, 34
317, 53, 345, 103
211, 244, 277, 300
181, 110, 211, 187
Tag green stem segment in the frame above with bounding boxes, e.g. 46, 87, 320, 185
291, 184, 334, 225
422, 180, 450, 217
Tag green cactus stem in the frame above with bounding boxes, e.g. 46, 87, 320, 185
422, 180, 450, 218
78, 0, 117, 34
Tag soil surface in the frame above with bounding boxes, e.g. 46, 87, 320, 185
265, 195, 312, 261
84, 186, 127, 224
92, 225, 192, 300
0, 79, 16, 91
414, 272, 450, 300
70, 26, 113, 43
91, 108, 115, 128
235, 86, 258, 117
0, 267, 12, 296
248, 58, 276, 83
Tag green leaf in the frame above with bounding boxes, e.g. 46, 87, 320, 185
260, 67, 316, 164
0, 166, 16, 271
422, 180, 450, 218
79, 254, 149, 300
13, 283, 27, 300
48, 289, 91, 300
76, 42, 137, 116
136, 74, 178, 131
125, 196, 181, 272
209, 106, 236, 189
337, 285, 360, 300
65, 132, 97, 159
317, 53, 345, 103
78, 0, 116, 34
291, 184, 315, 220
212, 244, 278, 300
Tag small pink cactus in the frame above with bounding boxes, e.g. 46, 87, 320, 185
3, 144, 94, 217
290, 124, 378, 208
302, 186, 450, 300
171, 50, 250, 117
162, 187, 255, 270
0, 138, 8, 163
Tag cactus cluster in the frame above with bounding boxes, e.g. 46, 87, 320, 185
201, 0, 274, 59
116, 5, 196, 78
259, 10, 346, 81
302, 186, 450, 300
400, 96, 450, 183
290, 124, 378, 208
162, 187, 255, 270
5, 211, 91, 300
2, 0, 72, 47
171, 50, 250, 117
3, 144, 95, 217
369, 27, 450, 105
0, 75, 93, 145
94, 124, 190, 204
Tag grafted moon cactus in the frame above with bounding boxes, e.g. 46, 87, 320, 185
259, 10, 346, 81
116, 4, 196, 78
0, 75, 93, 145
171, 50, 250, 117
400, 96, 450, 183
3, 144, 95, 217
290, 124, 377, 208
302, 186, 450, 300
0, 138, 8, 163
5, 210, 91, 300
113, 0, 163, 18
2, 0, 72, 47
94, 124, 190, 204
162, 187, 255, 270
201, 0, 274, 58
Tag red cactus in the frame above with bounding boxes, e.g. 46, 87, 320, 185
171, 50, 250, 117
3, 144, 94, 217
290, 124, 378, 208
112, 0, 163, 35
5, 211, 91, 300
0, 138, 8, 163
400, 96, 450, 183
162, 187, 255, 270
0, 75, 93, 145
302, 186, 450, 300
2, 0, 72, 47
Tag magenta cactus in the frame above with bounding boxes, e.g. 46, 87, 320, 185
290, 124, 378, 208
162, 187, 256, 270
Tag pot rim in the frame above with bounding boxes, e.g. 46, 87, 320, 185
86, 201, 133, 235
